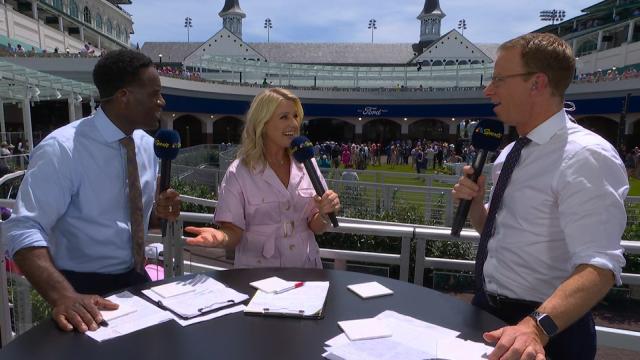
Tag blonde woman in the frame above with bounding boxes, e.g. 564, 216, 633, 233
185, 88, 341, 268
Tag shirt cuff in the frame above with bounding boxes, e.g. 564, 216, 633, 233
571, 250, 625, 286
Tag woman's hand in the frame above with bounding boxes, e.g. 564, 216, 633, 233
314, 189, 341, 216
184, 227, 228, 248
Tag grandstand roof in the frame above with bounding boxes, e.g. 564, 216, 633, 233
141, 41, 499, 65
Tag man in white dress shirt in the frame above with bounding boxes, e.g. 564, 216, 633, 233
452, 33, 627, 360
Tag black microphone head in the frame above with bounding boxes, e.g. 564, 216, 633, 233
471, 119, 504, 151
154, 129, 181, 160
290, 136, 315, 163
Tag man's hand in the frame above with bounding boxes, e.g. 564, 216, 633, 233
155, 188, 181, 221
451, 165, 486, 204
484, 316, 547, 360
52, 293, 119, 332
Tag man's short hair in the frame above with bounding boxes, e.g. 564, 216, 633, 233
92, 49, 153, 101
499, 33, 575, 97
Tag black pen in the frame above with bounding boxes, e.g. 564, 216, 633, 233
98, 319, 109, 328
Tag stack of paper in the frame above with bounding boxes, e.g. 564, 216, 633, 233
338, 318, 392, 341
87, 291, 174, 342
250, 276, 297, 293
347, 282, 393, 299
322, 310, 493, 360
142, 274, 249, 318
245, 281, 329, 318
87, 290, 247, 342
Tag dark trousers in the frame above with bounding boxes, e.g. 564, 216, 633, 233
472, 290, 597, 360
60, 268, 151, 297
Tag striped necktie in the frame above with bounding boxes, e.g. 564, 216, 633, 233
120, 136, 145, 273
474, 136, 532, 292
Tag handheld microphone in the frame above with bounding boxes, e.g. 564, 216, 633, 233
290, 136, 339, 228
154, 129, 181, 236
450, 119, 504, 237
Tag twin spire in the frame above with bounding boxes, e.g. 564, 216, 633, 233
219, 0, 246, 38
217, 0, 444, 46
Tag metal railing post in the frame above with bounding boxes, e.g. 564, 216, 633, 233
414, 238, 426, 285
162, 223, 175, 279
173, 220, 184, 276
399, 236, 411, 282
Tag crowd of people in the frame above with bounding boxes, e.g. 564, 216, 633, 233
312, 140, 478, 173
2, 42, 104, 58
575, 66, 640, 83
156, 66, 202, 81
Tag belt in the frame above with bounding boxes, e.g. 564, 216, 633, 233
485, 292, 541, 309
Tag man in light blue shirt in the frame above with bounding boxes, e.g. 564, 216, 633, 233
4, 50, 181, 333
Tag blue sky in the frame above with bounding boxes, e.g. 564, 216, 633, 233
128, 0, 596, 45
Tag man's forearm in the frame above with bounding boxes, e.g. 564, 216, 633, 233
469, 202, 488, 234
537, 264, 614, 332
14, 247, 77, 306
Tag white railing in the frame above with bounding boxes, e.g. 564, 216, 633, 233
0, 179, 638, 352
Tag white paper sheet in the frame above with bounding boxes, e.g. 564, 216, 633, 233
249, 276, 295, 293
86, 291, 173, 342
245, 281, 329, 316
338, 318, 392, 341
323, 310, 493, 360
347, 282, 393, 299
100, 303, 137, 322
142, 274, 249, 318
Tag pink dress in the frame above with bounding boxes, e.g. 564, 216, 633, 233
214, 157, 327, 268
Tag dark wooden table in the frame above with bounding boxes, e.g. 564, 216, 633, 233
0, 268, 505, 359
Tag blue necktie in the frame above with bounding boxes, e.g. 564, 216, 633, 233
475, 136, 532, 292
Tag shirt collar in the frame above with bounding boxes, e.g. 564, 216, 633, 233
525, 109, 567, 145
94, 107, 127, 144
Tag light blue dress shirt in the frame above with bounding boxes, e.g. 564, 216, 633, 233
4, 108, 159, 274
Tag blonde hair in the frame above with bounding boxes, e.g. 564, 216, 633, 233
238, 88, 304, 170
499, 33, 575, 98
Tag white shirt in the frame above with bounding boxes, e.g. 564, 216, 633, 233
483, 110, 627, 302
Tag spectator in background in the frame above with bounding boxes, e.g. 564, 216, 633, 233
318, 154, 331, 168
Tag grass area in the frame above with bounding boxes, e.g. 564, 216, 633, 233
629, 177, 640, 196
335, 164, 640, 196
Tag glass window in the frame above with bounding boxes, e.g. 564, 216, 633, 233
69, 0, 78, 18
116, 25, 121, 41
52, 0, 62, 10
106, 19, 112, 35
83, 6, 91, 24
95, 14, 102, 30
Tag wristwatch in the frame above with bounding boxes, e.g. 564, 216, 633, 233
529, 311, 559, 337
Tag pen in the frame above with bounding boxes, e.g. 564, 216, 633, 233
275, 282, 304, 294
98, 319, 109, 328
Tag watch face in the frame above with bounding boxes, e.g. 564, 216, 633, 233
538, 314, 559, 337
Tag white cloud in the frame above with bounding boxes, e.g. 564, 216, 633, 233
128, 0, 597, 45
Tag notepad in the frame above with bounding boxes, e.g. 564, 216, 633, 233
244, 281, 329, 319
100, 303, 137, 322
347, 282, 393, 299
150, 281, 196, 298
338, 318, 392, 341
249, 276, 295, 293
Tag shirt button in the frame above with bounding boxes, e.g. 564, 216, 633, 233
285, 201, 290, 210
289, 244, 295, 251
